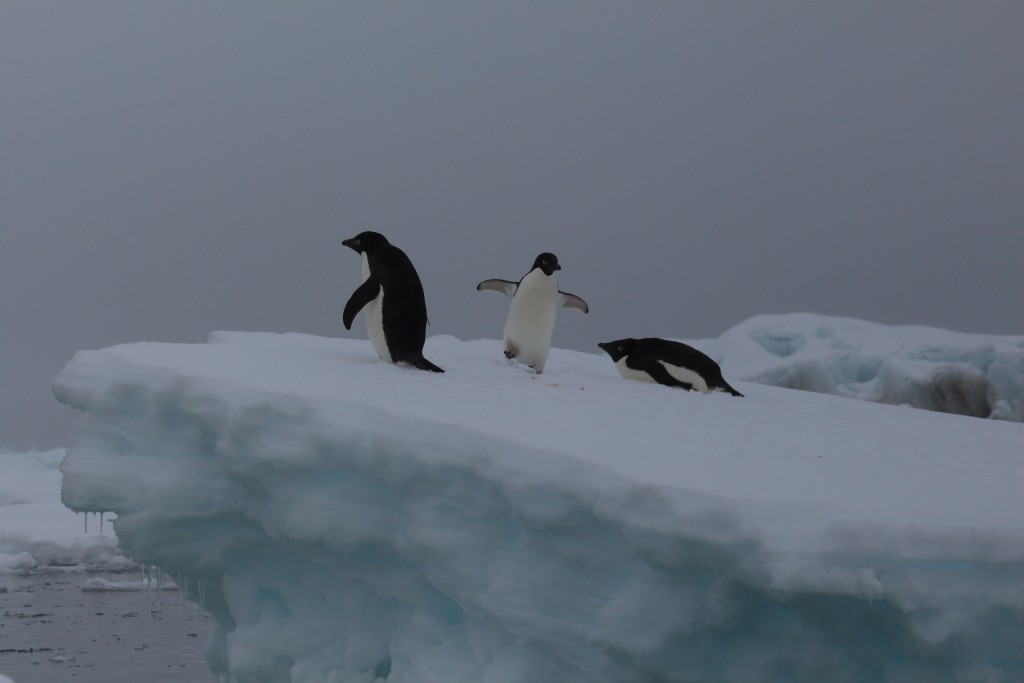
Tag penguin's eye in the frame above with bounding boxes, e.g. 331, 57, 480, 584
355, 239, 361, 245
617, 346, 623, 351
542, 260, 548, 265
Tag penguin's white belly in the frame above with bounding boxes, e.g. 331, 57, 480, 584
503, 274, 557, 372
661, 362, 710, 392
614, 358, 710, 392
362, 254, 391, 363
614, 357, 657, 383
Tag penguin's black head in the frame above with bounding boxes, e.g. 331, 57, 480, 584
532, 252, 561, 276
598, 338, 635, 362
342, 231, 389, 255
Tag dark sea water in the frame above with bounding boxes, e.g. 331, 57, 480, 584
0, 572, 214, 683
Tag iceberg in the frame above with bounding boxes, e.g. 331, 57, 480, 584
53, 330, 1024, 682
701, 313, 1024, 421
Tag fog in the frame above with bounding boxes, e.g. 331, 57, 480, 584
2, 2, 1021, 449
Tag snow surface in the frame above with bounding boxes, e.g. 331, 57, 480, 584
0, 448, 123, 573
699, 313, 1024, 421
53, 330, 1024, 683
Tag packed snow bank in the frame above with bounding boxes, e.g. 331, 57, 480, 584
54, 332, 1024, 683
0, 449, 122, 573
698, 313, 1024, 421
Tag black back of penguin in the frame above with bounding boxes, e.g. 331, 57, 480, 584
341, 231, 443, 372
599, 337, 743, 396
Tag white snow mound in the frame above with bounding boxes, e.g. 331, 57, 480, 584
53, 331, 1024, 683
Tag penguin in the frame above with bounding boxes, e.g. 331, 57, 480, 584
341, 231, 444, 373
477, 252, 588, 374
598, 337, 743, 396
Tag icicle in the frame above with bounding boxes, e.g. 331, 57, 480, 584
84, 512, 88, 534
99, 512, 104, 533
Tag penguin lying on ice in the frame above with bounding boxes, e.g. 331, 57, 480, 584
477, 253, 588, 374
341, 231, 444, 373
598, 337, 743, 396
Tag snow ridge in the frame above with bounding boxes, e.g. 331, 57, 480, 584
704, 313, 1024, 421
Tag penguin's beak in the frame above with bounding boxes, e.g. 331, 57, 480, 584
341, 238, 354, 250
555, 264, 562, 271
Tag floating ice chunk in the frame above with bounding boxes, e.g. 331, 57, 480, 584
0, 552, 36, 571
81, 577, 178, 591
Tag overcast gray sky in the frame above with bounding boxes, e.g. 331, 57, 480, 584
2, 2, 1022, 450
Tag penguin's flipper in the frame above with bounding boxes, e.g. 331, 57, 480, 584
558, 291, 589, 313
640, 361, 696, 391
410, 355, 445, 373
476, 279, 518, 297
342, 275, 381, 330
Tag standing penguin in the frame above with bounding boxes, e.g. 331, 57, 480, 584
477, 252, 588, 374
341, 231, 444, 373
598, 337, 743, 396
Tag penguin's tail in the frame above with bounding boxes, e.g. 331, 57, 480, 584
411, 355, 445, 373
719, 381, 743, 397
